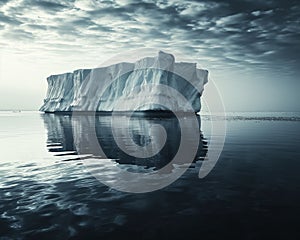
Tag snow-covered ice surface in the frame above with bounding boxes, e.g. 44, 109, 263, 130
40, 51, 208, 113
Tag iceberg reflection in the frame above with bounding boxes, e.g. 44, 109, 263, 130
42, 113, 207, 172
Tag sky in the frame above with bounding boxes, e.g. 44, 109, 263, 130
0, 0, 299, 111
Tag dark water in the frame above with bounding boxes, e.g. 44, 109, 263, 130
0, 111, 300, 239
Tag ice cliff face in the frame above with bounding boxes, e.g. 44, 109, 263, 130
40, 51, 208, 113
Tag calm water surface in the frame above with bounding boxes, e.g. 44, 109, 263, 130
0, 111, 299, 239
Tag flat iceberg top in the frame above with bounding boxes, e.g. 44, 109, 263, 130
40, 51, 208, 113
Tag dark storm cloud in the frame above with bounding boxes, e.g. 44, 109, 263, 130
0, 0, 299, 72
25, 23, 47, 30
0, 11, 21, 25
0, 0, 9, 6
31, 0, 69, 11
180, 0, 300, 70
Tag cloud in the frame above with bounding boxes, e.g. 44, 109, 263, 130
0, 0, 299, 74
0, 11, 22, 25
31, 0, 69, 10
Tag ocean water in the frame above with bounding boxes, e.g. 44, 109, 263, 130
0, 111, 299, 239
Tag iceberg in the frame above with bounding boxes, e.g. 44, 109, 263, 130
40, 51, 208, 113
